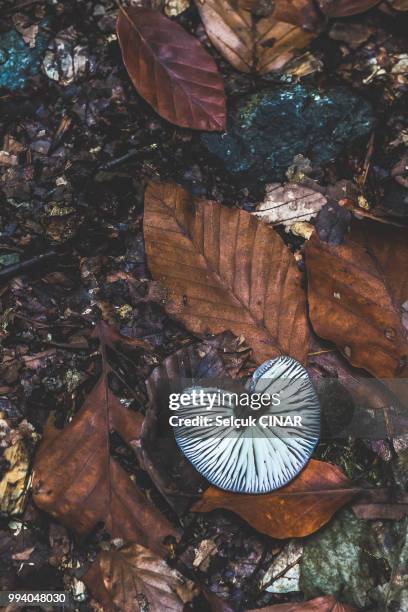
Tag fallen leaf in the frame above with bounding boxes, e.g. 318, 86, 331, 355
390, 0, 408, 9
291, 221, 314, 240
84, 544, 198, 612
164, 0, 190, 16
195, 0, 320, 74
116, 6, 226, 130
316, 0, 380, 17
139, 333, 250, 514
32, 321, 179, 555
144, 182, 309, 364
254, 183, 327, 229
305, 221, 408, 404
192, 459, 359, 539
246, 595, 356, 610
261, 540, 303, 592
272, 0, 322, 29
0, 416, 37, 515
352, 488, 408, 520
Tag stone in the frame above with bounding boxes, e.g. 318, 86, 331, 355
202, 85, 374, 183
300, 509, 398, 608
0, 25, 48, 91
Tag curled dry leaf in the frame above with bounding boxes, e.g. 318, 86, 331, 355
195, 0, 320, 74
84, 544, 198, 612
144, 182, 309, 364
316, 0, 380, 17
246, 595, 356, 610
32, 321, 178, 555
192, 459, 359, 539
305, 221, 408, 404
140, 332, 250, 514
254, 183, 327, 230
0, 417, 37, 515
116, 6, 226, 130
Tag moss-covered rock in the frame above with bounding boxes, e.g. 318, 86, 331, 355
300, 510, 397, 608
202, 85, 374, 183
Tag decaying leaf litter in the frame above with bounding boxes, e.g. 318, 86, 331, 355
0, 0, 407, 609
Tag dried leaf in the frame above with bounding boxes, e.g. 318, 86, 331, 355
195, 0, 320, 74
0, 418, 37, 515
144, 182, 309, 364
246, 596, 356, 610
305, 221, 408, 403
261, 540, 303, 592
192, 459, 359, 539
164, 0, 190, 16
390, 0, 408, 9
316, 0, 380, 17
84, 544, 198, 612
32, 321, 178, 555
254, 183, 327, 229
352, 488, 408, 520
140, 333, 250, 514
116, 6, 226, 130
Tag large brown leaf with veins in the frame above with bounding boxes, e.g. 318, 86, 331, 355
32, 322, 178, 555
306, 221, 408, 404
192, 459, 358, 538
84, 544, 198, 612
144, 182, 309, 364
195, 0, 320, 74
116, 6, 226, 130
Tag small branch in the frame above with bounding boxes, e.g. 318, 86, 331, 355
0, 251, 58, 284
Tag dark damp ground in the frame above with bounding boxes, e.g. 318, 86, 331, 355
0, 0, 407, 610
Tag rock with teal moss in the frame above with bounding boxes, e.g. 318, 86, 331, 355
299, 509, 400, 608
0, 24, 48, 91
202, 85, 374, 183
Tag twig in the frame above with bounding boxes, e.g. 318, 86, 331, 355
99, 149, 139, 170
0, 251, 58, 284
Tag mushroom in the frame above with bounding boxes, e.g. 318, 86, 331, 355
172, 356, 320, 493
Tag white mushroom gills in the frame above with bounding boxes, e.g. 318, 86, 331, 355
173, 356, 320, 494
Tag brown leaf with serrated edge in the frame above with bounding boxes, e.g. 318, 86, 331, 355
192, 460, 359, 539
116, 6, 225, 130
84, 544, 198, 612
195, 0, 320, 74
305, 221, 408, 405
32, 321, 178, 555
144, 182, 309, 364
246, 595, 356, 611
316, 0, 380, 17
139, 333, 251, 514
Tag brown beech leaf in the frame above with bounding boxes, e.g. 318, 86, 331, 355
84, 544, 198, 612
192, 459, 359, 539
32, 321, 179, 555
116, 6, 226, 130
316, 0, 380, 17
246, 595, 356, 611
139, 332, 251, 514
195, 0, 320, 74
144, 181, 309, 364
305, 221, 408, 404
